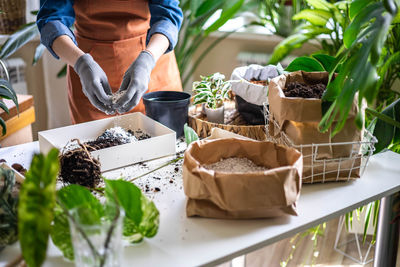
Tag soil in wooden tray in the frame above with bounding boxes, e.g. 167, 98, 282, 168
284, 82, 326, 99
85, 126, 151, 151
59, 139, 102, 188
249, 78, 268, 86
203, 157, 269, 173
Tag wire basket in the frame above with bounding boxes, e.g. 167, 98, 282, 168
263, 103, 377, 183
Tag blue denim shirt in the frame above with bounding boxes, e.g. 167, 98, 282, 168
37, 0, 183, 59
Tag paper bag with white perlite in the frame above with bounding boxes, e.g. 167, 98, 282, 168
183, 138, 303, 219
268, 71, 363, 183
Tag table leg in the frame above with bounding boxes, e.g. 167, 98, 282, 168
373, 194, 399, 267
231, 255, 246, 267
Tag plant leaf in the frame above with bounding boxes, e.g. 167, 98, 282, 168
0, 80, 18, 111
0, 118, 6, 136
292, 9, 332, 26
343, 2, 384, 48
105, 179, 159, 242
312, 54, 336, 72
0, 23, 39, 59
57, 65, 67, 78
349, 0, 373, 20
285, 56, 325, 72
32, 44, 46, 66
372, 99, 400, 153
18, 148, 59, 267
184, 123, 199, 145
50, 206, 74, 260
306, 0, 335, 11
57, 184, 103, 221
204, 0, 244, 35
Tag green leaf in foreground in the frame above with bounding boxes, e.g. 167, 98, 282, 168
184, 123, 199, 145
18, 148, 59, 267
50, 206, 74, 260
105, 179, 159, 243
51, 184, 104, 260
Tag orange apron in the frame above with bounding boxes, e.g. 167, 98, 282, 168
67, 0, 183, 124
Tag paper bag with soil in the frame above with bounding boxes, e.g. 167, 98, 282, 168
268, 71, 362, 182
231, 65, 281, 125
183, 138, 303, 219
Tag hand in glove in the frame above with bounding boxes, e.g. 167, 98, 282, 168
113, 50, 155, 114
74, 53, 114, 114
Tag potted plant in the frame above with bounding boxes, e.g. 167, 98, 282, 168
0, 59, 19, 136
192, 73, 231, 124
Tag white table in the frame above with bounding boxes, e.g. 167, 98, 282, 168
1, 141, 400, 267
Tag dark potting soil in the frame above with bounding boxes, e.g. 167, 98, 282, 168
11, 163, 27, 176
59, 141, 102, 188
284, 82, 326, 99
249, 79, 268, 86
85, 127, 151, 151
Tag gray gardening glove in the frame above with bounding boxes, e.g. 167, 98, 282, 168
244, 64, 279, 81
114, 50, 155, 114
74, 54, 114, 114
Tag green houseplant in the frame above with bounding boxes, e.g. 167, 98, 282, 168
0, 59, 19, 136
268, 0, 351, 65
253, 0, 304, 38
274, 0, 399, 254
0, 166, 19, 250
192, 72, 231, 124
177, 0, 255, 89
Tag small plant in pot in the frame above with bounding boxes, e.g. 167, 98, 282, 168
192, 73, 231, 124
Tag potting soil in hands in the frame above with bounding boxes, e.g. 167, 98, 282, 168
284, 82, 326, 99
203, 157, 269, 173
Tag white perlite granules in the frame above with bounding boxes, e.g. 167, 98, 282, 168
203, 157, 269, 173
111, 91, 125, 105
98, 126, 138, 144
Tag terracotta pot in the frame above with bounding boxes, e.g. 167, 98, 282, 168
204, 105, 224, 124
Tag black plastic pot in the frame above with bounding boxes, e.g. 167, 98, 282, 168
235, 95, 266, 125
143, 91, 191, 137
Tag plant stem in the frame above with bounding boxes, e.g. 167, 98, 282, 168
366, 107, 400, 129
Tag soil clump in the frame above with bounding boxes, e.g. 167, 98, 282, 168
59, 139, 102, 188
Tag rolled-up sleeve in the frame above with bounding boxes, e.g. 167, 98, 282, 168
148, 0, 183, 53
37, 0, 76, 59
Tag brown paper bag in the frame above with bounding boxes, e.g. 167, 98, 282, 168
268, 71, 362, 183
183, 138, 303, 219
268, 71, 361, 159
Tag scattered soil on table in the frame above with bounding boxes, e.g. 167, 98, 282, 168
249, 79, 268, 86
203, 157, 269, 173
284, 82, 326, 99
59, 139, 102, 188
85, 127, 150, 151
